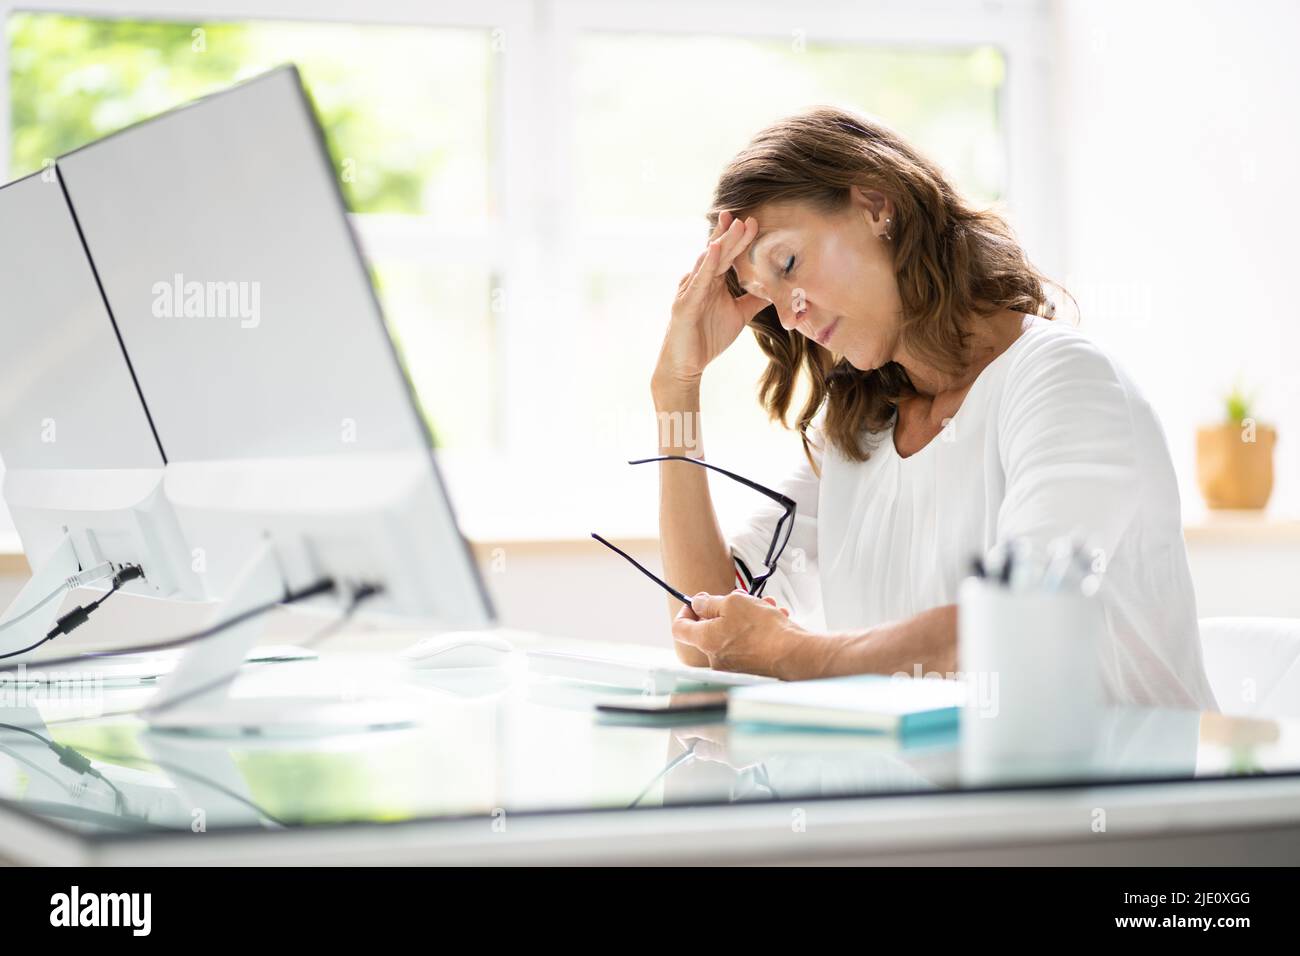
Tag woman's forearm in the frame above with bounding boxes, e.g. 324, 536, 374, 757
798, 605, 958, 680
652, 381, 735, 664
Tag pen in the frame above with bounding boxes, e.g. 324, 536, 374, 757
999, 545, 1015, 587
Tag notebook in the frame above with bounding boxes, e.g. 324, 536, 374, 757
728, 674, 965, 734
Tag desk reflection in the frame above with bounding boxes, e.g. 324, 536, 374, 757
2, 659, 1294, 837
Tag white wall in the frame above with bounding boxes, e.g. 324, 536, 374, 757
476, 541, 670, 642
1188, 537, 1300, 619
1056, 0, 1300, 517
486, 533, 1300, 644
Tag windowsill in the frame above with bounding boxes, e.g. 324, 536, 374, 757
2, 512, 1298, 575
1180, 509, 1300, 545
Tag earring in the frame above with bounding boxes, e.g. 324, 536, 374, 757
883, 217, 893, 241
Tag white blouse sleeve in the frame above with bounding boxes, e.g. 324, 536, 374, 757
994, 332, 1140, 562
726, 412, 825, 623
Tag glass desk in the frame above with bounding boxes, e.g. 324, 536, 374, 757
2, 641, 1299, 865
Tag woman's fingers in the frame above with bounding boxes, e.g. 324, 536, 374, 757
712, 210, 733, 240
681, 218, 733, 301
717, 215, 759, 273
671, 605, 718, 651
683, 242, 721, 302
677, 248, 709, 294
680, 214, 759, 315
762, 595, 790, 617
712, 216, 757, 276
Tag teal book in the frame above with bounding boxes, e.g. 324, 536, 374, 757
728, 674, 964, 734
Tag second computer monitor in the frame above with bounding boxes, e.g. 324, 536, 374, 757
55, 66, 493, 629
0, 171, 200, 611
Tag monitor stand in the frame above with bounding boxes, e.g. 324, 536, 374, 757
143, 540, 426, 738
0, 535, 80, 658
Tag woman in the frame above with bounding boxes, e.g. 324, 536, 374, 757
654, 107, 1216, 710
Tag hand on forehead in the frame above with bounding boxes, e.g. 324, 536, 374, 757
724, 202, 811, 296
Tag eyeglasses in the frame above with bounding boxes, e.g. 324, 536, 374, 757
592, 455, 797, 605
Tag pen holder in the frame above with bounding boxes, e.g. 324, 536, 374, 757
957, 576, 1106, 771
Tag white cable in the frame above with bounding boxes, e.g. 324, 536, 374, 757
0, 561, 116, 635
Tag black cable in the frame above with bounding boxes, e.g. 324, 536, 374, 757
0, 576, 335, 678
51, 740, 126, 814
0, 721, 124, 813
59, 744, 290, 827
0, 564, 144, 662
628, 742, 698, 809
0, 584, 68, 637
141, 583, 381, 720
0, 586, 386, 829
0, 741, 76, 795
0, 720, 284, 827
0, 721, 46, 745
0, 561, 114, 637
31, 581, 377, 731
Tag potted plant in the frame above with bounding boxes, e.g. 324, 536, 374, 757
1196, 383, 1276, 510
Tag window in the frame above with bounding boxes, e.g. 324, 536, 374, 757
3, 1, 1049, 540
567, 33, 1005, 532
6, 12, 499, 454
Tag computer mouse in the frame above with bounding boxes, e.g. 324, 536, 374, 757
400, 632, 516, 669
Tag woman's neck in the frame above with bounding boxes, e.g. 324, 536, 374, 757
895, 309, 1028, 399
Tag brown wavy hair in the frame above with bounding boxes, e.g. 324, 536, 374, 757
711, 107, 1062, 471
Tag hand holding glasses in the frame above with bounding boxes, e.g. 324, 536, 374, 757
592, 456, 796, 605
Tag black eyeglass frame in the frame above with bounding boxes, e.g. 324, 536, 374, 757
591, 455, 797, 606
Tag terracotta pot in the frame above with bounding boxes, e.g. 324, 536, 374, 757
1196, 422, 1276, 510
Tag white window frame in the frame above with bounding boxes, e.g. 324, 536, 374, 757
0, 0, 1058, 540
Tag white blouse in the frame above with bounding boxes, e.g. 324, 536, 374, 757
727, 316, 1218, 711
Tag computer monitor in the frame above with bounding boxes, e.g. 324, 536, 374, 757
52, 67, 495, 728
0, 172, 203, 655
55, 67, 492, 620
